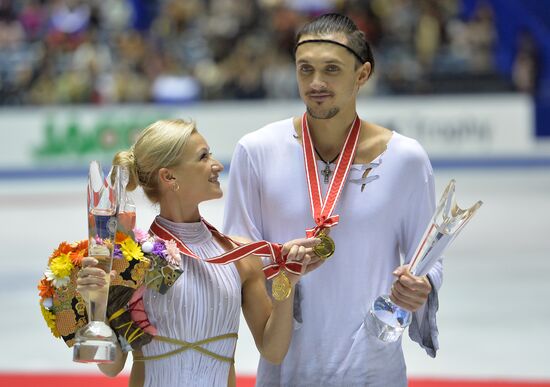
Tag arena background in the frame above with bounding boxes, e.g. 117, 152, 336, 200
0, 0, 549, 386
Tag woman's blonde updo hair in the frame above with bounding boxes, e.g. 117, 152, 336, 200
113, 119, 196, 203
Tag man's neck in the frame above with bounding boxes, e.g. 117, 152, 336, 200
307, 109, 358, 159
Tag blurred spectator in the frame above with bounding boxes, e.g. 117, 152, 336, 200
512, 30, 538, 94
98, 0, 131, 32
49, 0, 90, 35
0, 0, 24, 49
262, 48, 299, 98
0, 0, 536, 104
19, 0, 49, 41
464, 1, 495, 74
415, 3, 442, 70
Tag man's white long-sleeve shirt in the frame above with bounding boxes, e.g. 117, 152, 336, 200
223, 118, 442, 387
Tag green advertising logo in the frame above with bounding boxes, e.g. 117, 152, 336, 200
34, 113, 165, 163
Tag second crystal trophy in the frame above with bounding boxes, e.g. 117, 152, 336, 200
365, 179, 483, 343
73, 161, 122, 363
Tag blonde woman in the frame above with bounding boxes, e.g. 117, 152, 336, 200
77, 119, 321, 386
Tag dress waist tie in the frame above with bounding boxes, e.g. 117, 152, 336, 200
132, 332, 238, 363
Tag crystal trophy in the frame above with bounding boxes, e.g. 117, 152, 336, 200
366, 179, 483, 343
73, 161, 124, 363
117, 166, 136, 231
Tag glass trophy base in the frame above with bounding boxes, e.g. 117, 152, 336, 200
73, 340, 116, 363
73, 321, 116, 363
365, 295, 412, 343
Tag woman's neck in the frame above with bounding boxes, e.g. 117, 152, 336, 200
159, 197, 201, 223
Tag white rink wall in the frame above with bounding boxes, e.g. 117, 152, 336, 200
0, 94, 541, 174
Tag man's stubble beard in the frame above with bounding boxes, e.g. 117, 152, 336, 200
306, 106, 340, 120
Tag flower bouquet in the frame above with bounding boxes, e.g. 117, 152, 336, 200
38, 227, 184, 352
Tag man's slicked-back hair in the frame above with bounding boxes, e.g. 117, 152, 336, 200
295, 13, 375, 73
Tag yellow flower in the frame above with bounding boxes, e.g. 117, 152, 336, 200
49, 254, 74, 279
40, 303, 60, 338
120, 238, 144, 262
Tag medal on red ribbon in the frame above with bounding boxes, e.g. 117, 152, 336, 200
301, 112, 361, 260
149, 218, 299, 300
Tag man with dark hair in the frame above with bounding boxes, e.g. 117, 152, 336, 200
224, 13, 442, 386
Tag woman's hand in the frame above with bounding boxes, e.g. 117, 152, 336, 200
76, 257, 115, 302
281, 237, 322, 286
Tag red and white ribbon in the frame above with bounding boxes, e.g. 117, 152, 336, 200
149, 218, 302, 279
301, 113, 361, 237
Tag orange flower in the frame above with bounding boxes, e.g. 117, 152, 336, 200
38, 278, 54, 299
115, 231, 128, 243
69, 250, 85, 266
51, 241, 73, 260
73, 239, 88, 253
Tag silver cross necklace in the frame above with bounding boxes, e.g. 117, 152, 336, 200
314, 147, 340, 184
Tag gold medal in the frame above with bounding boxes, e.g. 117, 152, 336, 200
313, 231, 335, 260
272, 271, 292, 301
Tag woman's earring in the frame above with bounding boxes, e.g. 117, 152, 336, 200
172, 182, 180, 192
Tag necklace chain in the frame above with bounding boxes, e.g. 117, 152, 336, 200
313, 147, 339, 165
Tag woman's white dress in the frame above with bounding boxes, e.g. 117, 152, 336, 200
141, 216, 242, 386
